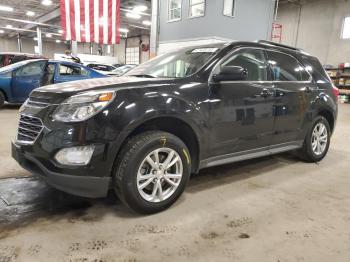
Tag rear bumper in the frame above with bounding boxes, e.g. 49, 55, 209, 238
12, 142, 110, 198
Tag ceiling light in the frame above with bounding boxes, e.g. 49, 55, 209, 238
56, 39, 61, 43
133, 5, 147, 12
0, 5, 14, 12
46, 33, 52, 38
41, 0, 53, 6
58, 29, 63, 34
0, 30, 4, 33
142, 20, 151, 26
126, 12, 141, 19
33, 37, 38, 41
6, 25, 13, 28
26, 11, 35, 16
119, 28, 129, 33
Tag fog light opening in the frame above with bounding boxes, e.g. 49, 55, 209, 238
55, 145, 95, 166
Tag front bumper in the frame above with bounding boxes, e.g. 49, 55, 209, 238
12, 142, 111, 198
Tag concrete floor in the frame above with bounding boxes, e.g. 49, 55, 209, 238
0, 104, 350, 262
0, 105, 28, 179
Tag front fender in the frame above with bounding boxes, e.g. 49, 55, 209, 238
105, 91, 208, 168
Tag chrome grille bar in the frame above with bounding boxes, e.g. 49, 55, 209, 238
16, 114, 43, 144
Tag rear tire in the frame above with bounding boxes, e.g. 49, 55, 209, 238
113, 131, 191, 214
0, 91, 5, 108
298, 116, 331, 162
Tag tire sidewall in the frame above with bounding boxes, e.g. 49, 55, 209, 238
305, 116, 331, 162
119, 133, 191, 213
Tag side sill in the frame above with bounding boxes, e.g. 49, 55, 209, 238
199, 141, 303, 169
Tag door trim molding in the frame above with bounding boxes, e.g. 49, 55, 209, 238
199, 141, 303, 169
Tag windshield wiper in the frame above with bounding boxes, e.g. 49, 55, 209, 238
129, 74, 156, 78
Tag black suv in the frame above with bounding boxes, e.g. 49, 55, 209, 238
12, 41, 338, 213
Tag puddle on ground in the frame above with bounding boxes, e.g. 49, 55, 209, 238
0, 177, 119, 229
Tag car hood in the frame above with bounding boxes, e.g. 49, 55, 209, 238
35, 76, 176, 94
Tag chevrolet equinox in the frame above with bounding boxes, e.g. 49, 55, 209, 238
12, 41, 338, 214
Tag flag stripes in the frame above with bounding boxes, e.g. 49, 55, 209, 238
60, 0, 120, 45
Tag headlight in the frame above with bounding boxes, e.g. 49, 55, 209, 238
52, 91, 115, 122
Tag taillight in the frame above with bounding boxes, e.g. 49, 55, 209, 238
332, 85, 339, 102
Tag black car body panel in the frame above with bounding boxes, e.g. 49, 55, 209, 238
12, 41, 338, 198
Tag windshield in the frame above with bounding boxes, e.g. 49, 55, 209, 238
125, 47, 220, 78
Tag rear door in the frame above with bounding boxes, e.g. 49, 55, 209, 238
208, 48, 275, 156
11, 60, 46, 102
266, 50, 317, 146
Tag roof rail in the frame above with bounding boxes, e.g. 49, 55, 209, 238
258, 40, 303, 52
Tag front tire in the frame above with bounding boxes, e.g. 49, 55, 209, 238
299, 116, 331, 162
113, 131, 191, 214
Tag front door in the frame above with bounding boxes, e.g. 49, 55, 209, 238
208, 48, 275, 157
12, 60, 46, 102
265, 50, 317, 146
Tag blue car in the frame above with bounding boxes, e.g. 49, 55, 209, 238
0, 59, 107, 107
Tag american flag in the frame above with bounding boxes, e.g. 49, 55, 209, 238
60, 0, 120, 45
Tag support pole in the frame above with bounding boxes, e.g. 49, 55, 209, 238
150, 0, 159, 58
17, 33, 22, 52
71, 41, 78, 56
36, 27, 43, 55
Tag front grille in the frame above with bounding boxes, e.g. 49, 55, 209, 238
17, 115, 43, 144
26, 97, 51, 108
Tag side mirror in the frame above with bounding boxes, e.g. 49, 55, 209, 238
212, 66, 248, 82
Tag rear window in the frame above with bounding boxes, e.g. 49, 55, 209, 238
266, 51, 311, 82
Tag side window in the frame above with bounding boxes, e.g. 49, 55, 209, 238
59, 64, 89, 76
189, 0, 205, 18
221, 49, 268, 81
16, 61, 46, 77
168, 0, 182, 21
266, 51, 311, 82
223, 0, 236, 17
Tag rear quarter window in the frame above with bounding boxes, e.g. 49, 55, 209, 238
266, 50, 311, 82
301, 55, 331, 83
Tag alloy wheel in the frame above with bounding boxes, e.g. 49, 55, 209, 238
311, 122, 328, 156
137, 148, 183, 203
